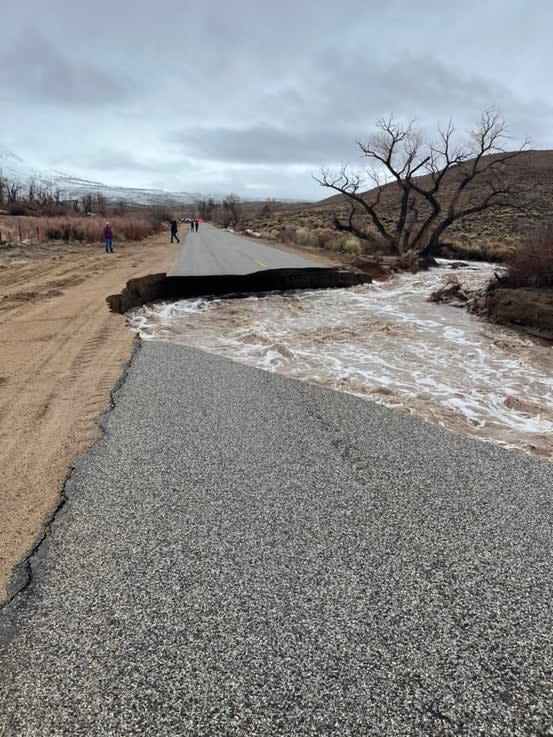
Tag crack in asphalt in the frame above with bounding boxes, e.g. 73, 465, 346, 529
0, 337, 143, 633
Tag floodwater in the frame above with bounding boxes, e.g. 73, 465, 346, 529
129, 262, 553, 459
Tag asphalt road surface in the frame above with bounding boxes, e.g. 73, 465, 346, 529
170, 224, 324, 276
1, 342, 552, 736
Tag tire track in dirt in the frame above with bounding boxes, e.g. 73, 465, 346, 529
0, 257, 95, 294
0, 235, 175, 601
0, 267, 101, 314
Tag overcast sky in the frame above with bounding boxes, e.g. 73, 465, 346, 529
1, 0, 551, 200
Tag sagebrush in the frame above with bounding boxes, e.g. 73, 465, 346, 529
502, 226, 553, 288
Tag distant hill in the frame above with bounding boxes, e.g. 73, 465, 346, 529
314, 149, 553, 230
0, 149, 202, 207
244, 150, 553, 257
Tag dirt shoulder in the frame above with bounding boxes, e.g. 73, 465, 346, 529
486, 287, 553, 340
233, 230, 396, 277
0, 233, 175, 602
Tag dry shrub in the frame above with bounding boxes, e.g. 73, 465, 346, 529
0, 214, 163, 243
147, 206, 174, 223
437, 231, 515, 262
322, 236, 347, 252
504, 225, 553, 288
341, 237, 362, 255
7, 205, 29, 216
296, 228, 317, 246
278, 226, 297, 243
313, 229, 335, 248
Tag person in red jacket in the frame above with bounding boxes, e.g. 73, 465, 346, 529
104, 222, 114, 253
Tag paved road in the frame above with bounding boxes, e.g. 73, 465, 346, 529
170, 224, 324, 276
1, 342, 552, 735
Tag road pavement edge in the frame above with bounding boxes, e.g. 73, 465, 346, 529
0, 337, 144, 633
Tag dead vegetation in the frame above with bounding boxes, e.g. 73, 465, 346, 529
241, 148, 553, 265
315, 112, 526, 263
499, 224, 553, 288
0, 173, 181, 246
0, 213, 164, 245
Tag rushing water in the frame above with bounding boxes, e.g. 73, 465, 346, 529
129, 261, 553, 459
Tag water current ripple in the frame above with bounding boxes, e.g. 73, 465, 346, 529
129, 261, 553, 459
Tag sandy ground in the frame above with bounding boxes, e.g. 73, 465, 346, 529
0, 232, 175, 602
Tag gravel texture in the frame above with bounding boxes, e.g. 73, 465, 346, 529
0, 341, 552, 736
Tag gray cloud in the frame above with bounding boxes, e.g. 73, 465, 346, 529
0, 29, 132, 106
169, 125, 358, 165
81, 149, 191, 174
167, 52, 549, 172
1, 0, 553, 199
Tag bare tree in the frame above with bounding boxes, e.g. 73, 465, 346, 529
95, 193, 107, 215
81, 193, 94, 213
197, 197, 218, 220
315, 111, 527, 262
222, 193, 243, 227
260, 198, 277, 217
36, 185, 53, 208
6, 181, 22, 204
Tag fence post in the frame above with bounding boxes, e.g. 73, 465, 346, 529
19, 225, 22, 242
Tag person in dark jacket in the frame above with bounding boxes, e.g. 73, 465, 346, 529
104, 222, 114, 253
170, 219, 180, 243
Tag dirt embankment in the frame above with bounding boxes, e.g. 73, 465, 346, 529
0, 234, 175, 602
486, 288, 553, 340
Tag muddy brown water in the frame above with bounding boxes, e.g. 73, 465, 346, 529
129, 261, 553, 459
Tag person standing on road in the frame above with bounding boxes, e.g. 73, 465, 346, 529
170, 219, 180, 244
190, 219, 196, 233
104, 222, 114, 253
194, 219, 199, 232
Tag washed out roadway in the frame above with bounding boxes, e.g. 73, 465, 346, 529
170, 223, 325, 276
0, 341, 552, 736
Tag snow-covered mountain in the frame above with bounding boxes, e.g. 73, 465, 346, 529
0, 149, 202, 206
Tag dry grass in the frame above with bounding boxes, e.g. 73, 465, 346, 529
252, 223, 362, 255
0, 214, 163, 244
243, 204, 522, 261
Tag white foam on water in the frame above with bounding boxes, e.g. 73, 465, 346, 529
128, 262, 553, 459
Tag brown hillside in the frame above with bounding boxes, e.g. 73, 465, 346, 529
243, 150, 553, 260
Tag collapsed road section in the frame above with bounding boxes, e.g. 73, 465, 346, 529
107, 224, 369, 313
107, 267, 370, 314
